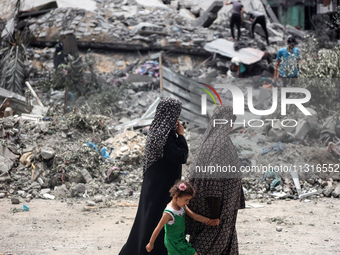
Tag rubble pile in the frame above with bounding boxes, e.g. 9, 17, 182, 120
187, 126, 340, 201
1, 83, 340, 205
27, 5, 218, 52
1, 0, 340, 206
0, 89, 160, 204
22, 0, 307, 57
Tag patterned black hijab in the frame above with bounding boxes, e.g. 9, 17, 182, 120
143, 97, 182, 173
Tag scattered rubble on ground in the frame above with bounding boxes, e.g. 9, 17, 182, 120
1, 92, 339, 206
1, 0, 339, 208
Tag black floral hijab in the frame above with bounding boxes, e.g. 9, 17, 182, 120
143, 97, 182, 174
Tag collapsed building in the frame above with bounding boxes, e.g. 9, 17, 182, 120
0, 0, 340, 205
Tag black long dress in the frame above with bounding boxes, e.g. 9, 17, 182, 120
119, 130, 188, 255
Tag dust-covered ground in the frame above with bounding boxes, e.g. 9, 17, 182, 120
0, 197, 339, 255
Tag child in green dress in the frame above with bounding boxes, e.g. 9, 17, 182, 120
145, 180, 220, 255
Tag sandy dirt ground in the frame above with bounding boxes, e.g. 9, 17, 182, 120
0, 197, 340, 255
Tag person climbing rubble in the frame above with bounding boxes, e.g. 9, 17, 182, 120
225, 0, 244, 42
247, 10, 270, 46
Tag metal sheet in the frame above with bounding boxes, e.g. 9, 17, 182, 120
203, 39, 265, 65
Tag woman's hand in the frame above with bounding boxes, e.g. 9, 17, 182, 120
146, 242, 154, 252
206, 219, 220, 226
176, 121, 184, 136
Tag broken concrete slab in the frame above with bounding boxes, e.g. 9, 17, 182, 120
260, 0, 279, 23
294, 120, 310, 141
125, 74, 155, 83
11, 197, 20, 204
0, 88, 30, 117
281, 120, 296, 133
0, 145, 18, 162
43, 193, 55, 199
285, 24, 307, 39
138, 26, 167, 36
81, 169, 93, 183
131, 22, 164, 35
0, 171, 12, 182
178, 9, 196, 21
290, 169, 301, 195
269, 191, 287, 199
194, 1, 223, 28
299, 190, 318, 199
41, 149, 56, 160
18, 2, 58, 20
135, 0, 171, 9
1, 17, 15, 38
323, 181, 335, 197
332, 184, 340, 198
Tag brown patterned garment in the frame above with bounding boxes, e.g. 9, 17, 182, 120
186, 105, 245, 255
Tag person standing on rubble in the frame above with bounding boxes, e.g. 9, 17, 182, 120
274, 36, 301, 88
225, 0, 244, 42
119, 97, 188, 255
247, 11, 270, 46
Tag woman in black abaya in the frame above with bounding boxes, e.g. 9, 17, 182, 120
119, 97, 188, 255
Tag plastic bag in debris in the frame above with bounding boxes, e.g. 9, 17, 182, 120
101, 147, 110, 159
87, 142, 99, 153
261, 142, 286, 155
22, 205, 29, 211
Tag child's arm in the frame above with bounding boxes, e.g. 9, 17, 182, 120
185, 205, 220, 226
145, 212, 172, 252
185, 205, 210, 223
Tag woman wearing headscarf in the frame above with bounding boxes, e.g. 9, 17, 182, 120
186, 105, 245, 255
119, 97, 188, 255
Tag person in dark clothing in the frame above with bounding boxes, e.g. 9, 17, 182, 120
248, 11, 270, 46
225, 0, 244, 41
186, 105, 245, 255
119, 97, 189, 255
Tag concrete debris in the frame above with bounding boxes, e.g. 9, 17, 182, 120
194, 1, 223, 28
131, 23, 165, 35
41, 149, 56, 160
81, 169, 93, 183
0, 88, 31, 117
268, 129, 286, 142
276, 226, 283, 232
285, 24, 307, 39
11, 197, 20, 204
294, 120, 310, 141
0, 0, 339, 209
332, 184, 340, 198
